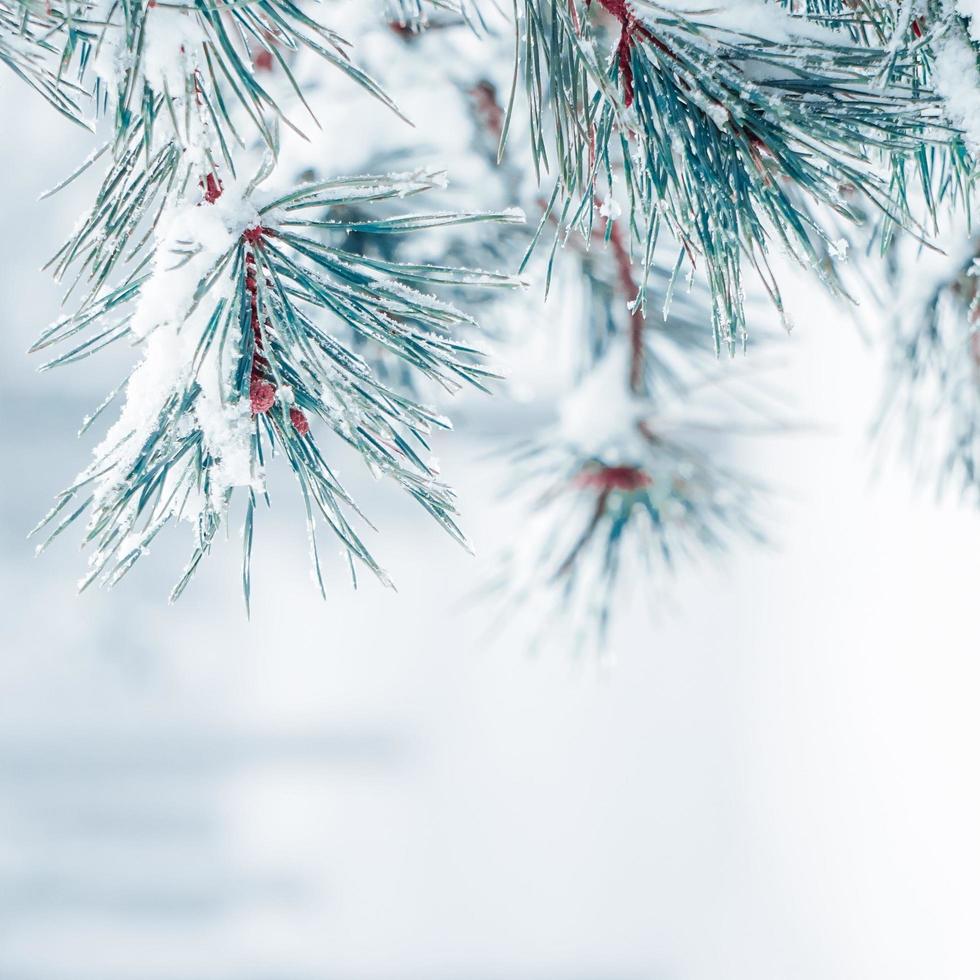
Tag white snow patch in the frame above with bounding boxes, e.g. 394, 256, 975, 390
558, 342, 649, 458
931, 23, 980, 155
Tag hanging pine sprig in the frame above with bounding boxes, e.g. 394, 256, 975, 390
31, 168, 522, 601
487, 341, 766, 650
506, 0, 955, 351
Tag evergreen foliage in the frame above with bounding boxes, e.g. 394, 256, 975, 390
0, 0, 976, 644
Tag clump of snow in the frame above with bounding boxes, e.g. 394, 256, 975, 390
558, 342, 648, 458
599, 198, 623, 220
956, 0, 980, 45
130, 188, 259, 341
142, 8, 207, 94
90, 180, 265, 513
194, 392, 258, 499
931, 23, 980, 155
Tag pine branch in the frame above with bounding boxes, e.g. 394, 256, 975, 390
31, 169, 522, 600
506, 0, 959, 351
16, 0, 526, 601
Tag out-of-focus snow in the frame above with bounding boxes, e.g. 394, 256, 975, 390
931, 20, 980, 155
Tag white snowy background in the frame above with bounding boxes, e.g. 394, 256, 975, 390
2, 61, 980, 980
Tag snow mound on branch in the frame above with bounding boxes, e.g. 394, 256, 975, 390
92, 181, 265, 512
931, 26, 980, 156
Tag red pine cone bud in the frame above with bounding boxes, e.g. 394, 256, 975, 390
250, 379, 276, 415
575, 465, 651, 492
289, 408, 310, 436
201, 173, 223, 204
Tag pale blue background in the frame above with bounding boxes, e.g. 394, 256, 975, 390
1, 75, 979, 980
